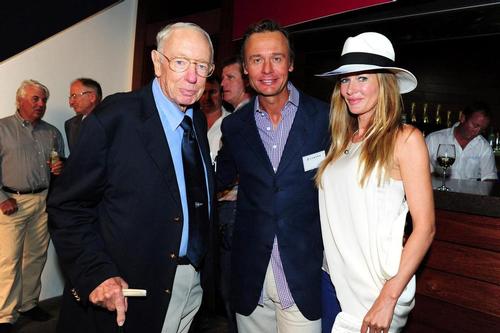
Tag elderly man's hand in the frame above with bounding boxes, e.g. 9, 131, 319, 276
0, 198, 18, 215
89, 277, 129, 327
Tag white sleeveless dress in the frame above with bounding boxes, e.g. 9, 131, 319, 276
319, 141, 415, 333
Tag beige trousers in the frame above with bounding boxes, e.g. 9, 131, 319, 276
236, 261, 321, 333
161, 264, 203, 333
0, 192, 49, 324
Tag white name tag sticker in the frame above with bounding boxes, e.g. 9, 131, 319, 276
302, 151, 325, 172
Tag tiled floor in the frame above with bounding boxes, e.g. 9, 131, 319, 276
12, 297, 229, 333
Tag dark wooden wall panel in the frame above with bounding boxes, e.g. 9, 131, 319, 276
406, 295, 499, 333
403, 321, 442, 333
405, 209, 500, 331
434, 210, 500, 251
426, 241, 500, 284
417, 269, 500, 317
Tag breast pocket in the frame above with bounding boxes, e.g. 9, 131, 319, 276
463, 156, 480, 179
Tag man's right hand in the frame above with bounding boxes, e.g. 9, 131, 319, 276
89, 277, 129, 327
0, 198, 18, 215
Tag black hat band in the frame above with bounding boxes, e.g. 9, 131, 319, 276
340, 52, 395, 67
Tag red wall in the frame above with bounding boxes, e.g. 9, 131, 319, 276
233, 0, 393, 39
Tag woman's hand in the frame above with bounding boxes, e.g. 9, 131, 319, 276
361, 287, 397, 333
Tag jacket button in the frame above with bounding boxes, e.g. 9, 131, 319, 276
169, 253, 177, 260
71, 288, 81, 301
165, 289, 171, 294
173, 216, 181, 223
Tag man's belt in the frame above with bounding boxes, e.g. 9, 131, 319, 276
177, 256, 191, 265
2, 186, 48, 195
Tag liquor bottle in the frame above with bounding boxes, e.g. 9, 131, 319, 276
495, 132, 500, 152
409, 102, 417, 125
488, 128, 496, 150
421, 103, 430, 136
50, 148, 60, 166
401, 105, 408, 124
435, 104, 442, 127
446, 110, 453, 127
422, 103, 430, 124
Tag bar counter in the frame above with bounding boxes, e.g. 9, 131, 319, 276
431, 177, 500, 218
404, 178, 500, 332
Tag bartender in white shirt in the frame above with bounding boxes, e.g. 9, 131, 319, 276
425, 102, 498, 181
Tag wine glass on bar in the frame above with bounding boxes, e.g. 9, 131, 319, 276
436, 144, 456, 191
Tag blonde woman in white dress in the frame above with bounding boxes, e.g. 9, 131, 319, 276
316, 32, 435, 333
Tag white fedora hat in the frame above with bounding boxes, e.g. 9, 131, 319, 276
317, 32, 417, 94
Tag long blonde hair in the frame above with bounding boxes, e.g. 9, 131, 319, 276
316, 72, 403, 187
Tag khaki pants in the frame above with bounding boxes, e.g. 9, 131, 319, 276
161, 264, 203, 333
236, 261, 321, 333
0, 192, 49, 324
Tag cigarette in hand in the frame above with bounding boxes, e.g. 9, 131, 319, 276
122, 288, 147, 297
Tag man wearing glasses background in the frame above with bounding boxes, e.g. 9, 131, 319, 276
65, 78, 102, 152
47, 22, 215, 333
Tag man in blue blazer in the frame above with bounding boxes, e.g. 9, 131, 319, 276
216, 19, 329, 333
47, 23, 215, 333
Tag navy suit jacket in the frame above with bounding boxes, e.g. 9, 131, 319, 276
216, 90, 330, 320
47, 82, 215, 333
64, 113, 83, 152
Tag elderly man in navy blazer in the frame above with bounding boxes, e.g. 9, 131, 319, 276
216, 19, 329, 333
47, 22, 215, 333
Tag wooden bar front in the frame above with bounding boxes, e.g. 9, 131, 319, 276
404, 181, 500, 333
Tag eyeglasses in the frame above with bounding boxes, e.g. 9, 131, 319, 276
156, 51, 214, 78
69, 91, 92, 100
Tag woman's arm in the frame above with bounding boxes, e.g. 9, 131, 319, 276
362, 126, 436, 333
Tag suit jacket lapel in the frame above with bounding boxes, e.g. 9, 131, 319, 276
136, 85, 182, 211
69, 115, 83, 149
276, 93, 313, 175
239, 101, 275, 174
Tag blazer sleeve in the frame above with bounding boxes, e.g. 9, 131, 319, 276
47, 112, 119, 305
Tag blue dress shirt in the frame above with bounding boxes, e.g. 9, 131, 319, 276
152, 78, 210, 256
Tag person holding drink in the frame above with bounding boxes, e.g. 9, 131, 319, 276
316, 32, 435, 332
0, 80, 64, 333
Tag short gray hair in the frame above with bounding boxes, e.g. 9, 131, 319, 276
16, 79, 50, 110
73, 77, 103, 102
156, 22, 214, 63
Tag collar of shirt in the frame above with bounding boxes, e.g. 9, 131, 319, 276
444, 122, 459, 141
449, 121, 483, 148
14, 111, 33, 128
235, 98, 250, 112
152, 78, 194, 129
253, 81, 299, 115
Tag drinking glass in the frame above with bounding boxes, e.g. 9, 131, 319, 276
436, 144, 456, 191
